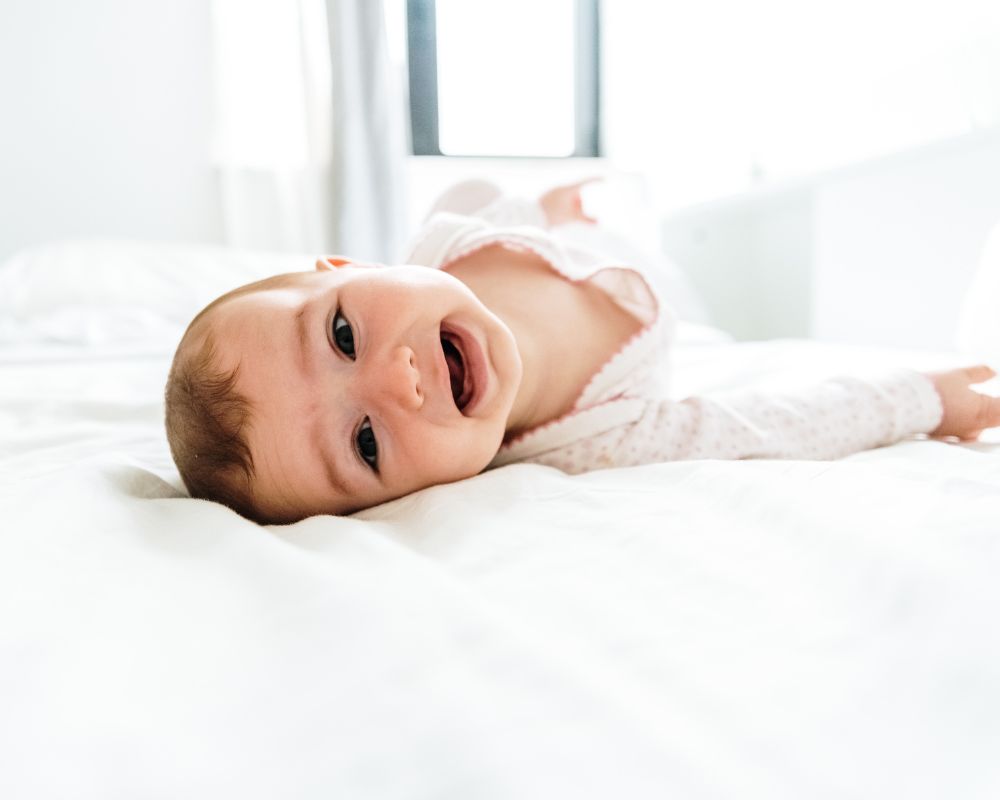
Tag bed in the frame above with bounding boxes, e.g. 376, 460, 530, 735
2, 239, 999, 799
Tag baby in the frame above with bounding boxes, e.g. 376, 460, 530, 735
165, 179, 1000, 523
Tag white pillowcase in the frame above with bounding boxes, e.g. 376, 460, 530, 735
0, 239, 313, 347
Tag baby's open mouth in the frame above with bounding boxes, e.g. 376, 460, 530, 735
440, 330, 473, 411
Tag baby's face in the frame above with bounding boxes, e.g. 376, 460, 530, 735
208, 260, 523, 520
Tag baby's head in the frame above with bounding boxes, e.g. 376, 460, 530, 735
165, 258, 523, 523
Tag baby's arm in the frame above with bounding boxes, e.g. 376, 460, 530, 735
544, 369, 984, 472
426, 178, 600, 229
571, 367, 1000, 470
426, 179, 548, 228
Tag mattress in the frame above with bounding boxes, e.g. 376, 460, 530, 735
2, 240, 999, 799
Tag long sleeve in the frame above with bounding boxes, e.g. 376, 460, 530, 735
462, 195, 549, 228
421, 179, 549, 228
523, 370, 944, 473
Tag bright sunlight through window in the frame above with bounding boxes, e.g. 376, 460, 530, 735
434, 0, 576, 157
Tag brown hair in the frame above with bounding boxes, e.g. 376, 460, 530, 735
165, 332, 257, 518
164, 273, 309, 521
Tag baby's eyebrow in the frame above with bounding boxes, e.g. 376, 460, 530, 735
309, 414, 352, 498
294, 305, 315, 381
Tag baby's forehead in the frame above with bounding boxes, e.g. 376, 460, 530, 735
184, 274, 307, 360
211, 271, 325, 319
237, 270, 325, 301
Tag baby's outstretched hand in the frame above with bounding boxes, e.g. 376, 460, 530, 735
926, 365, 1000, 441
538, 178, 600, 226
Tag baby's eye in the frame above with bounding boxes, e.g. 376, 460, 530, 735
356, 418, 378, 470
332, 310, 356, 359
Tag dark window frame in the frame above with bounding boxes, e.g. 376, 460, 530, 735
406, 0, 601, 158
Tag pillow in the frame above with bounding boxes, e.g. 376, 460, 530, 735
956, 220, 1000, 364
0, 239, 313, 347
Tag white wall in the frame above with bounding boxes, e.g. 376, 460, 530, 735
811, 131, 1000, 349
0, 0, 223, 264
660, 129, 1000, 349
661, 189, 814, 340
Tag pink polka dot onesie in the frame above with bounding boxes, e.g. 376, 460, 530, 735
404, 189, 944, 475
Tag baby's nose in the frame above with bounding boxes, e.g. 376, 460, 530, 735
378, 345, 423, 411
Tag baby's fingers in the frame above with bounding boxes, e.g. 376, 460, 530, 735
965, 364, 997, 385
986, 393, 1000, 426
966, 393, 1000, 439
966, 365, 1000, 435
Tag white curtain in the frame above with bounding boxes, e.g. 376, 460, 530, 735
210, 0, 407, 261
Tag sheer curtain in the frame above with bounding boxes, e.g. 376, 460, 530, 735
210, 0, 406, 261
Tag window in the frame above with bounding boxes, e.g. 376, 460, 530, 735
407, 0, 600, 157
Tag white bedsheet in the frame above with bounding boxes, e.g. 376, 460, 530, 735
2, 241, 999, 799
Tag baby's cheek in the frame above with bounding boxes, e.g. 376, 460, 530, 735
415, 424, 500, 482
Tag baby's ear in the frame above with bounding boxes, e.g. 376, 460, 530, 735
316, 256, 352, 272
